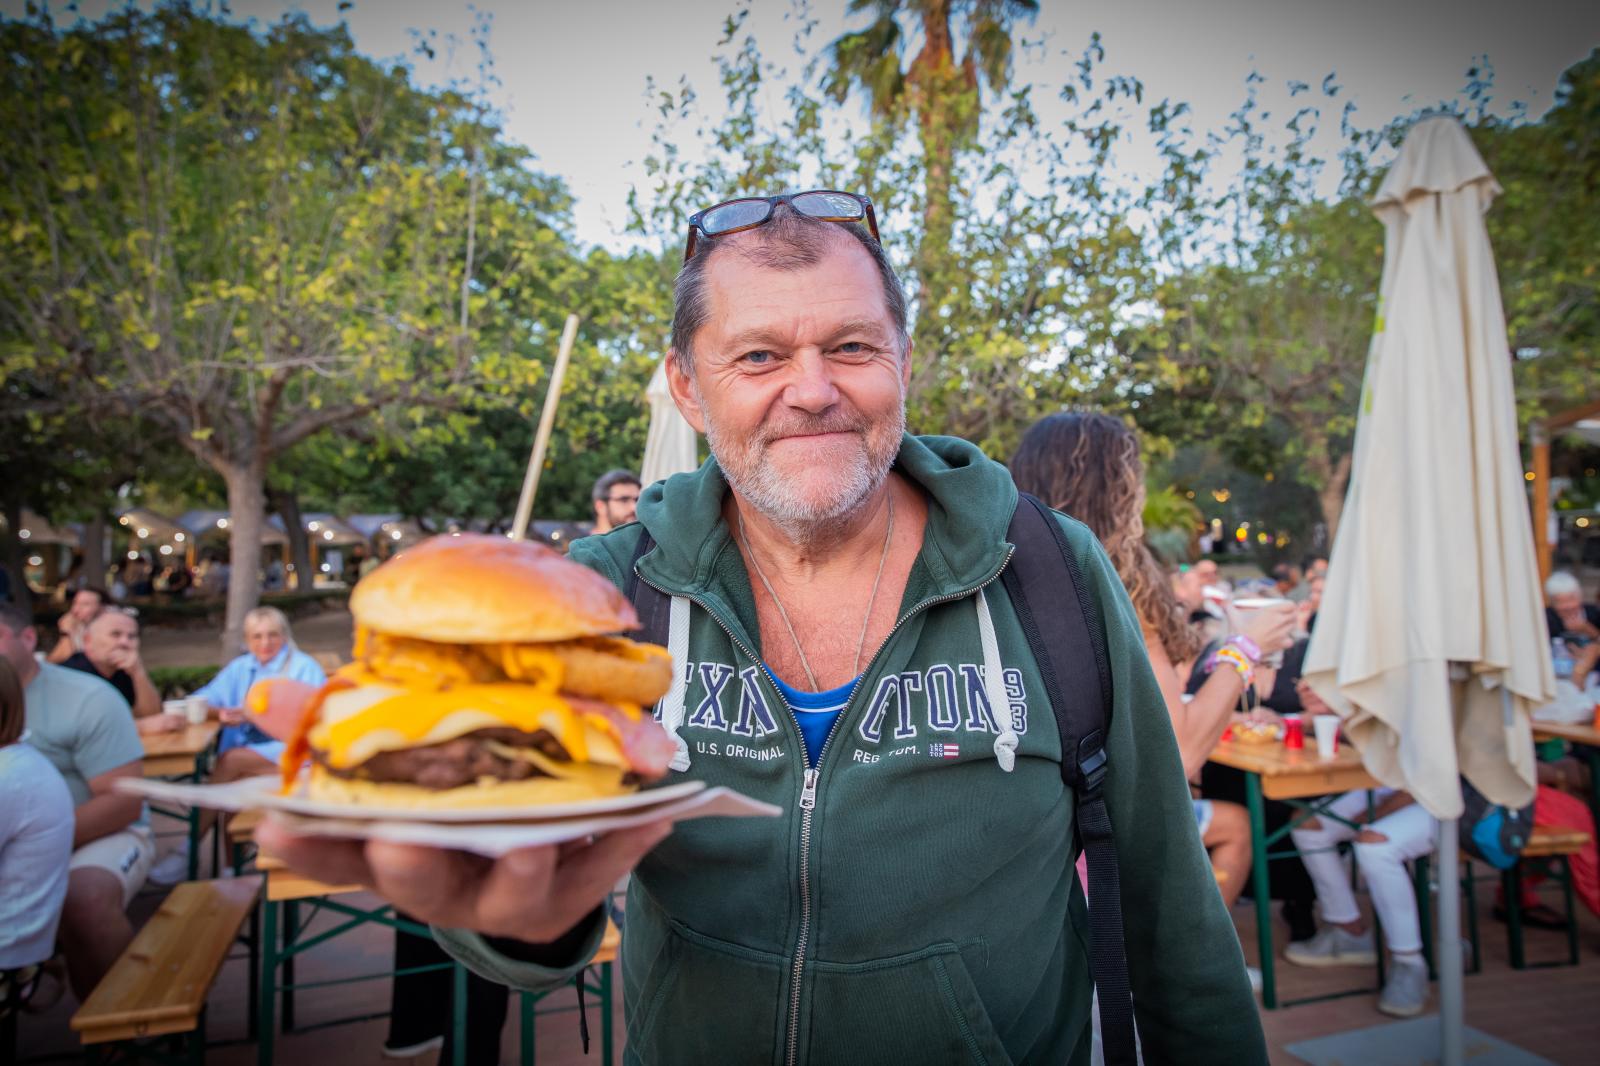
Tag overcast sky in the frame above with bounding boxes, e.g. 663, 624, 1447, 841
25, 0, 1600, 248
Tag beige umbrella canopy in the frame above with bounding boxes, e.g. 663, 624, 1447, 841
640, 359, 700, 487
1302, 116, 1550, 820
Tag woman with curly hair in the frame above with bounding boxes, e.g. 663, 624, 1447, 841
1011, 412, 1294, 922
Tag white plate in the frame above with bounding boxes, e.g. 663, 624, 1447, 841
119, 774, 709, 823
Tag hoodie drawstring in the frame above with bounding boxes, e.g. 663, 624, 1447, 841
658, 594, 693, 771
975, 588, 1018, 772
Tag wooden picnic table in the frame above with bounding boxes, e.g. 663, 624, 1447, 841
1533, 718, 1600, 832
140, 720, 222, 881
140, 720, 221, 778
249, 847, 619, 1066
1208, 735, 1381, 1010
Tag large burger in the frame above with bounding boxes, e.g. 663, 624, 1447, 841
279, 533, 677, 809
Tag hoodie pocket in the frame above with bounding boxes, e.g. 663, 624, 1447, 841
805, 942, 1012, 1065
627, 920, 787, 1065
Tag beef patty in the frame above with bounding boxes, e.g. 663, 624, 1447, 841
322, 727, 570, 791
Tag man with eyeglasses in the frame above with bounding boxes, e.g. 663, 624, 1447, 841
590, 469, 642, 534
260, 190, 1266, 1064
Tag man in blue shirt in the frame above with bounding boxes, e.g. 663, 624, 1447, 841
149, 606, 324, 884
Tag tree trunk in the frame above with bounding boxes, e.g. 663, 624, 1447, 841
270, 487, 314, 592
0, 497, 31, 617
1313, 451, 1354, 550
909, 2, 958, 407
82, 512, 109, 591
221, 457, 268, 659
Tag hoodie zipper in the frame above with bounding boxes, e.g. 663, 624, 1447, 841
636, 546, 1015, 1066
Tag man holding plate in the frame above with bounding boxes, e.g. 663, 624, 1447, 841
262, 192, 1266, 1063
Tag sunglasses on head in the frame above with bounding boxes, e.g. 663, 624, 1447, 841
684, 190, 879, 262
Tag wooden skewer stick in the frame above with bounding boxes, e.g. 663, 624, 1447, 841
511, 313, 580, 542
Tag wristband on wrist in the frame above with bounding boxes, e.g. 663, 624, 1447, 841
1207, 645, 1255, 687
1226, 634, 1262, 664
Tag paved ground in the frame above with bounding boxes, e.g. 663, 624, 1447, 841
16, 812, 1598, 1065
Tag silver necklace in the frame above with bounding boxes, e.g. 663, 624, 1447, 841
738, 489, 896, 692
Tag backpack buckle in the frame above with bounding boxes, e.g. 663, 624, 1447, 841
1077, 732, 1108, 797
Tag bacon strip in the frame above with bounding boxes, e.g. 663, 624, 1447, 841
273, 676, 355, 791
567, 694, 676, 780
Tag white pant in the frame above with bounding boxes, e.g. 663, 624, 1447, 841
1290, 790, 1437, 953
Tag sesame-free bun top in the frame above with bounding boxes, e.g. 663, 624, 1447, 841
350, 533, 639, 644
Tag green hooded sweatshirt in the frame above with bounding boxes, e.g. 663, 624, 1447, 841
435, 435, 1267, 1065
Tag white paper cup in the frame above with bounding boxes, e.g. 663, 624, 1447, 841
1313, 715, 1339, 759
1229, 596, 1293, 668
162, 700, 186, 717
183, 698, 209, 725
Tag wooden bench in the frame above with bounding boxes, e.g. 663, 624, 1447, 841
1502, 824, 1590, 969
225, 807, 265, 874
71, 878, 261, 1050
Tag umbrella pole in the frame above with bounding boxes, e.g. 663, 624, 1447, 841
1437, 818, 1464, 1066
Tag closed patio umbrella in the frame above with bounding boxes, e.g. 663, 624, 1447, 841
1302, 115, 1553, 1064
640, 359, 699, 487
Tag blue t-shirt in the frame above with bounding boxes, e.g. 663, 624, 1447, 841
768, 671, 858, 767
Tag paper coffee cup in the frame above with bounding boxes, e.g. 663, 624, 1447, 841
1313, 715, 1339, 758
1230, 597, 1293, 668
184, 698, 209, 725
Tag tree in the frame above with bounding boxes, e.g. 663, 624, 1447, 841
0, 4, 578, 652
823, 1, 1038, 378
633, 10, 1150, 456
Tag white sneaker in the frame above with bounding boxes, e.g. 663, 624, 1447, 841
1283, 926, 1379, 968
381, 1035, 444, 1059
1377, 956, 1429, 1018
148, 845, 191, 886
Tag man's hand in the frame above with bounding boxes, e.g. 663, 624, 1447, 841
136, 713, 186, 735
255, 819, 674, 942
109, 646, 141, 674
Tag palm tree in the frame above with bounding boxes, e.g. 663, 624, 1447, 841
824, 0, 1038, 353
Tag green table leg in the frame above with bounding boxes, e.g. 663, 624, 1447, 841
258, 900, 278, 1066
600, 961, 614, 1066
1561, 856, 1580, 965
1245, 772, 1276, 1008
282, 900, 300, 1031
520, 991, 537, 1066
452, 961, 468, 1066
187, 750, 207, 881
1586, 748, 1600, 839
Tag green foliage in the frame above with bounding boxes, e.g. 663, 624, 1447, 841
148, 665, 220, 698
0, 3, 600, 647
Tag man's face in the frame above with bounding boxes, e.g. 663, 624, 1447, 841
71, 589, 104, 622
667, 233, 910, 527
85, 611, 139, 671
1552, 591, 1582, 615
0, 621, 37, 679
246, 619, 286, 664
596, 483, 640, 530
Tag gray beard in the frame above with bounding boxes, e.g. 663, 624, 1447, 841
704, 405, 905, 544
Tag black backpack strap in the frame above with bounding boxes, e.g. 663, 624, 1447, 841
626, 528, 670, 647
1002, 493, 1135, 1065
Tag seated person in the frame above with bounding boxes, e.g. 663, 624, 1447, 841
45, 587, 106, 665
1285, 687, 1435, 1018
0, 656, 75, 982
60, 609, 180, 733
149, 607, 324, 883
1545, 570, 1600, 645
0, 602, 150, 1002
